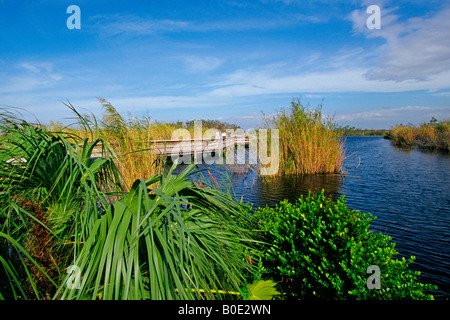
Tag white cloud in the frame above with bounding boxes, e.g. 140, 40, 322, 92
20, 63, 41, 73
90, 10, 326, 38
434, 91, 450, 96
89, 14, 191, 36
350, 4, 450, 81
182, 56, 224, 74
19, 62, 59, 75
205, 66, 450, 98
102, 95, 234, 114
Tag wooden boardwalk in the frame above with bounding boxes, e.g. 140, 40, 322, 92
150, 136, 250, 157
90, 136, 251, 158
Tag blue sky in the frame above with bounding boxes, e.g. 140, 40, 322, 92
1, 0, 449, 129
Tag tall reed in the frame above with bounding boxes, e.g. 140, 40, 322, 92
54, 99, 181, 190
264, 99, 345, 176
389, 119, 450, 151
389, 125, 415, 147
97, 99, 169, 189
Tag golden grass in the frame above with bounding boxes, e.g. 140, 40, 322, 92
389, 125, 415, 147
46, 100, 179, 190
389, 120, 450, 151
264, 99, 345, 176
46, 99, 237, 189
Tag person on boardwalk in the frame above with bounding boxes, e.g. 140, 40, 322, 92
221, 131, 227, 147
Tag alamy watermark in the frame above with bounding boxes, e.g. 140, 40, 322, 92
169, 121, 279, 176
66, 265, 82, 289
366, 265, 381, 289
366, 5, 381, 30
66, 5, 81, 30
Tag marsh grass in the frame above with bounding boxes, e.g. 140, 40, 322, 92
47, 99, 185, 190
389, 125, 415, 148
389, 120, 450, 151
264, 99, 345, 176
48, 99, 241, 190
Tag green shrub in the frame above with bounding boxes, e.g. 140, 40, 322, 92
252, 191, 437, 300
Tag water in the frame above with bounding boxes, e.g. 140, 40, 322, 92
174, 136, 450, 296
338, 136, 450, 296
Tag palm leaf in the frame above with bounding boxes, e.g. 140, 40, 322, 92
246, 280, 280, 300
0, 107, 123, 299
57, 162, 258, 300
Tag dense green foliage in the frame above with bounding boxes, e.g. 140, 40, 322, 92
0, 108, 122, 299
0, 107, 270, 300
252, 191, 437, 300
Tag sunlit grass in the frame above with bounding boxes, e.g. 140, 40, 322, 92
263, 99, 345, 176
389, 119, 450, 151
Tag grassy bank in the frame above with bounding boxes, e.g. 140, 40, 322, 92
387, 119, 450, 152
264, 99, 345, 176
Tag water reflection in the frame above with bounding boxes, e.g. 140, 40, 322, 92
243, 173, 343, 209
171, 158, 343, 209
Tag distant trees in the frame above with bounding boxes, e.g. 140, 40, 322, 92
184, 119, 240, 131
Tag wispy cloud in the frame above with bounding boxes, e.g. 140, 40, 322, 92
350, 4, 450, 81
89, 14, 191, 36
205, 65, 450, 98
0, 62, 63, 93
19, 62, 57, 74
182, 56, 224, 74
89, 11, 326, 38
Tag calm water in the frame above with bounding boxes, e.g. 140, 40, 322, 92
175, 136, 450, 296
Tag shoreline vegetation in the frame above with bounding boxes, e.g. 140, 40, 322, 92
47, 98, 348, 184
0, 100, 441, 300
336, 119, 449, 154
386, 119, 450, 152
338, 126, 389, 137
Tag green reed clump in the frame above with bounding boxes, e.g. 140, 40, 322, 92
264, 99, 345, 176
